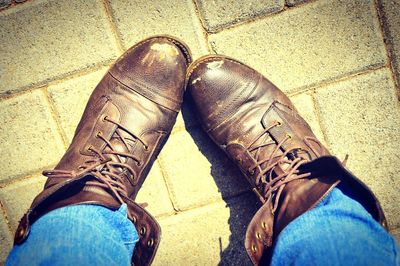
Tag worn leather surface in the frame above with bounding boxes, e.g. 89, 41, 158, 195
187, 55, 386, 265
14, 36, 191, 266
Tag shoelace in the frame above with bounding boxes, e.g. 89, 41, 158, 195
43, 116, 148, 204
244, 121, 323, 214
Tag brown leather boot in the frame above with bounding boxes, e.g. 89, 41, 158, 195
14, 36, 191, 266
187, 55, 387, 265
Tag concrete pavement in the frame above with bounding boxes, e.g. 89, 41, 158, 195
1, 0, 399, 264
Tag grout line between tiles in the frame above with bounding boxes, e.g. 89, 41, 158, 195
157, 190, 253, 222
206, 0, 319, 35
373, 0, 400, 101
0, 200, 14, 236
101, 0, 125, 54
0, 171, 46, 189
287, 64, 388, 97
0, 60, 112, 101
190, 0, 213, 54
42, 88, 69, 150
156, 158, 180, 213
310, 90, 331, 150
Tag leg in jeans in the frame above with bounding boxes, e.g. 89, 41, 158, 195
187, 56, 392, 265
6, 204, 138, 266
271, 187, 399, 266
9, 36, 191, 266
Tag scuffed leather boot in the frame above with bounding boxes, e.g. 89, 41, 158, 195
187, 55, 387, 265
14, 36, 191, 266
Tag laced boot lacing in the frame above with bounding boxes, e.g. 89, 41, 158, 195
43, 116, 148, 204
243, 121, 324, 214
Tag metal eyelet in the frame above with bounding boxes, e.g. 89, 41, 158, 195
16, 227, 25, 239
261, 221, 267, 229
276, 121, 282, 126
96, 131, 102, 138
147, 238, 154, 248
144, 145, 149, 152
136, 161, 141, 167
87, 145, 93, 152
286, 134, 292, 139
102, 115, 108, 122
256, 232, 261, 240
132, 216, 137, 224
251, 244, 257, 253
78, 165, 85, 170
140, 226, 146, 236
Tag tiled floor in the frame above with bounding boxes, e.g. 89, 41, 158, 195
0, 0, 399, 264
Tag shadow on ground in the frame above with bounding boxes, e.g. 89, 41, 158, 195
181, 94, 260, 266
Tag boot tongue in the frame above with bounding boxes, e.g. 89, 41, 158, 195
249, 131, 286, 177
271, 149, 312, 175
253, 132, 281, 158
103, 130, 137, 164
288, 148, 312, 161
252, 128, 312, 177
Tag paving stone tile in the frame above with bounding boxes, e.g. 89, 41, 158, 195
315, 68, 400, 228
195, 0, 284, 33
0, 0, 118, 95
159, 128, 250, 211
154, 193, 258, 266
209, 0, 387, 93
108, 0, 208, 59
0, 90, 65, 183
136, 162, 174, 217
0, 211, 12, 264
381, 0, 400, 88
0, 175, 46, 230
48, 68, 108, 143
290, 93, 326, 145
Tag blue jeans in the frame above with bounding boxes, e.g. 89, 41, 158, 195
271, 187, 399, 266
6, 188, 399, 265
6, 204, 138, 266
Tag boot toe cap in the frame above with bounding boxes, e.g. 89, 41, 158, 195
188, 56, 260, 129
109, 36, 191, 112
